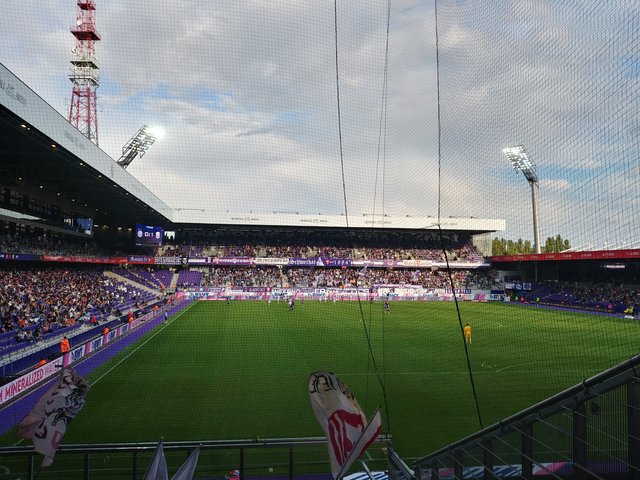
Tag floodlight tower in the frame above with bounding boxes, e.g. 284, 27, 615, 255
68, 0, 101, 145
117, 125, 160, 169
503, 145, 542, 254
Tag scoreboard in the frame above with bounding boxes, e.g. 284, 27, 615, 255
135, 224, 163, 246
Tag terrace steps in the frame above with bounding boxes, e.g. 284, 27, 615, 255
104, 271, 159, 295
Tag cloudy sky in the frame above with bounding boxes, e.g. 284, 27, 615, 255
1, 1, 638, 247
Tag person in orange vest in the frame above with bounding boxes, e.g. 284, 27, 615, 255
102, 326, 110, 335
60, 336, 70, 353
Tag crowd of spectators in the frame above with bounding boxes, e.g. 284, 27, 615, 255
156, 243, 485, 262
0, 267, 143, 344
533, 281, 640, 313
0, 231, 154, 258
0, 232, 102, 257
1, 230, 486, 264
200, 266, 498, 290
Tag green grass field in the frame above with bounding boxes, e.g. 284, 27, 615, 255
4, 300, 640, 477
70, 301, 640, 454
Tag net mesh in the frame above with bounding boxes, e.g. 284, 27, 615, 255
0, 0, 639, 475
437, 0, 640, 249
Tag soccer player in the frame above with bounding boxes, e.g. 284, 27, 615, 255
384, 301, 390, 313
464, 323, 472, 344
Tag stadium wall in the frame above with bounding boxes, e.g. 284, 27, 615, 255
187, 286, 505, 302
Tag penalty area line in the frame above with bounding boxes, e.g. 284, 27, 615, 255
90, 302, 196, 387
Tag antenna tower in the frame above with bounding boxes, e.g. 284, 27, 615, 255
68, 0, 101, 145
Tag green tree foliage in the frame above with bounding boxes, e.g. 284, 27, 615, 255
492, 235, 570, 255
492, 237, 534, 255
544, 234, 571, 253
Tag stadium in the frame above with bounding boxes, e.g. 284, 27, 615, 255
1, 1, 640, 479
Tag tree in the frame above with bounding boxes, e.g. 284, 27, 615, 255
492, 235, 571, 255
492, 237, 507, 256
543, 234, 571, 253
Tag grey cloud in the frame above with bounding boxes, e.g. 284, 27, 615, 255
1, 0, 638, 247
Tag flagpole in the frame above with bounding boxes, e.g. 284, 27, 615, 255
359, 459, 376, 480
335, 407, 382, 480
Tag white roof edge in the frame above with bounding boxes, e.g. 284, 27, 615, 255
173, 210, 506, 232
1, 64, 506, 232
0, 63, 173, 221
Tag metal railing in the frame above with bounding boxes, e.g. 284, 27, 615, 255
410, 354, 640, 479
0, 435, 391, 480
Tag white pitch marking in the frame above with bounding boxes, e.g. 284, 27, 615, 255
340, 369, 590, 376
9, 307, 193, 447
494, 361, 553, 373
6, 308, 196, 447
90, 302, 196, 387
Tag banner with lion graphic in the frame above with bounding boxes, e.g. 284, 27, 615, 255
17, 367, 89, 467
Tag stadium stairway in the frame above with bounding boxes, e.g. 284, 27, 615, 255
104, 270, 160, 296
170, 271, 179, 291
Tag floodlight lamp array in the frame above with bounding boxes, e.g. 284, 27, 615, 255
503, 145, 538, 183
116, 125, 159, 168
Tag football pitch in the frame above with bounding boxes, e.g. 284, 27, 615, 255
9, 300, 640, 475
70, 301, 640, 455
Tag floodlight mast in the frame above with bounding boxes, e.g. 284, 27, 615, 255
68, 0, 101, 145
503, 145, 542, 254
117, 125, 158, 169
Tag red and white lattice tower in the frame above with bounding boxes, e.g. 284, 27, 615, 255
68, 0, 101, 145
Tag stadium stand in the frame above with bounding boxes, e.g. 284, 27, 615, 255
0, 265, 163, 375
196, 265, 499, 289
0, 226, 486, 262
175, 269, 202, 287
523, 281, 640, 315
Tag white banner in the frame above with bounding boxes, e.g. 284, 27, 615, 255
254, 257, 289, 266
308, 372, 382, 479
144, 440, 169, 480
16, 367, 89, 467
67, 345, 86, 364
0, 359, 63, 405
